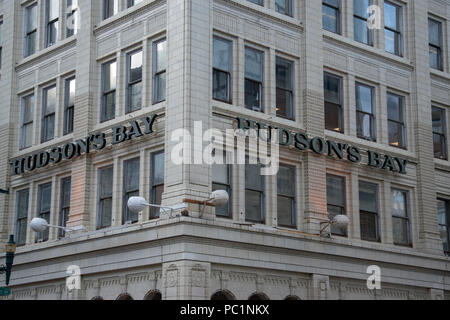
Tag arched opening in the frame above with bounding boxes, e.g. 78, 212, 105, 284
116, 293, 133, 300
285, 295, 301, 300
248, 292, 270, 301
91, 296, 104, 301
144, 290, 162, 300
211, 290, 236, 300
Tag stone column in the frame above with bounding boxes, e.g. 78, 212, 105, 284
310, 274, 330, 300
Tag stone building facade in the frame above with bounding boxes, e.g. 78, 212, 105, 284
0, 0, 449, 300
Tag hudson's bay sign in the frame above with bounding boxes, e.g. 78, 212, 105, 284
237, 117, 409, 175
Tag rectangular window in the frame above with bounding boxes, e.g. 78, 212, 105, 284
0, 20, 3, 69
101, 60, 117, 122
123, 158, 140, 224
323, 0, 340, 34
429, 19, 443, 71
277, 166, 296, 228
66, 0, 79, 38
354, 0, 373, 45
392, 189, 411, 246
153, 39, 167, 104
387, 92, 406, 149
359, 181, 379, 242
42, 85, 56, 143
150, 152, 165, 219
64, 77, 75, 135
324, 72, 343, 133
245, 47, 264, 112
45, 0, 59, 47
437, 199, 450, 255
97, 166, 113, 229
275, 0, 292, 16
104, 0, 119, 19
212, 157, 232, 218
126, 50, 143, 113
36, 183, 52, 243
356, 83, 376, 141
326, 174, 346, 236
127, 0, 143, 8
245, 163, 265, 223
384, 2, 402, 56
15, 189, 29, 247
432, 107, 447, 160
247, 0, 263, 5
276, 57, 294, 120
213, 36, 232, 103
20, 94, 34, 150
25, 3, 38, 57
59, 177, 71, 238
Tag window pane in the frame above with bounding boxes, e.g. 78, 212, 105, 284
354, 0, 370, 18
39, 184, 52, 213
104, 61, 117, 92
48, 0, 59, 21
278, 166, 295, 196
428, 19, 441, 46
392, 217, 408, 245
327, 175, 345, 206
44, 86, 57, 115
360, 212, 378, 241
43, 114, 55, 141
246, 190, 263, 222
67, 78, 76, 107
388, 121, 405, 148
213, 183, 230, 217
23, 95, 34, 123
276, 58, 293, 90
323, 5, 338, 33
359, 182, 378, 212
439, 225, 449, 253
27, 5, 38, 32
156, 40, 167, 72
356, 84, 373, 113
433, 134, 446, 159
17, 190, 29, 218
392, 190, 407, 217
213, 37, 231, 71
124, 158, 140, 191
129, 82, 142, 111
432, 107, 445, 134
276, 0, 291, 16
387, 93, 403, 122
276, 88, 293, 119
429, 47, 440, 70
328, 205, 346, 236
245, 79, 262, 110
245, 48, 263, 81
324, 74, 340, 104
154, 72, 166, 103
103, 92, 116, 120
384, 2, 399, 30
325, 102, 342, 132
129, 51, 143, 83
213, 70, 230, 102
153, 152, 165, 186
212, 163, 228, 185
278, 196, 294, 227
357, 112, 373, 139
24, 124, 33, 148
101, 198, 112, 227
246, 164, 264, 190
437, 200, 448, 226
100, 167, 113, 197
354, 18, 370, 44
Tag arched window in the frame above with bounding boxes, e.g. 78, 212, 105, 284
248, 292, 270, 301
144, 290, 162, 300
116, 293, 133, 300
211, 290, 236, 300
285, 295, 301, 300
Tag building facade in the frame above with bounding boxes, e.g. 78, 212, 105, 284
0, 0, 449, 300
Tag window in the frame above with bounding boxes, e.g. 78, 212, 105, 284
59, 177, 71, 238
392, 189, 411, 246
432, 107, 447, 160
36, 183, 52, 243
20, 94, 34, 150
277, 166, 296, 228
127, 0, 143, 8
354, 0, 373, 45
387, 92, 406, 148
64, 77, 75, 135
0, 20, 3, 69
275, 0, 293, 16
356, 83, 376, 141
245, 47, 264, 112
153, 39, 167, 104
101, 60, 117, 122
97, 166, 113, 229
326, 174, 346, 236
359, 181, 379, 242
15, 189, 29, 247
213, 36, 232, 103
123, 158, 140, 224
150, 152, 165, 219
42, 85, 56, 143
276, 57, 294, 120
212, 158, 232, 218
66, 0, 79, 37
104, 0, 119, 19
45, 0, 59, 47
126, 50, 143, 113
322, 0, 340, 34
429, 19, 443, 71
324, 72, 343, 133
24, 3, 38, 57
247, 0, 263, 5
245, 163, 265, 223
384, 2, 402, 56
437, 199, 450, 255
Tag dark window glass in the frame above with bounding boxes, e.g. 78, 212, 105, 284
276, 57, 294, 120
42, 86, 57, 143
25, 3, 38, 57
153, 39, 167, 104
384, 2, 402, 56
15, 189, 29, 247
150, 152, 165, 219
21, 94, 34, 149
323, 0, 340, 34
392, 189, 411, 246
356, 83, 376, 141
354, 0, 373, 46
126, 50, 143, 113
45, 0, 59, 47
324, 72, 343, 133
429, 19, 443, 71
327, 174, 346, 236
64, 77, 75, 135
245, 47, 264, 112
101, 60, 117, 122
276, 0, 292, 16
432, 107, 447, 160
36, 183, 52, 243
212, 157, 232, 218
359, 181, 379, 242
245, 163, 265, 223
66, 0, 78, 37
387, 92, 406, 148
213, 37, 232, 103
59, 177, 71, 238
437, 199, 450, 255
97, 166, 113, 229
104, 0, 119, 19
277, 166, 296, 228
123, 158, 140, 224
